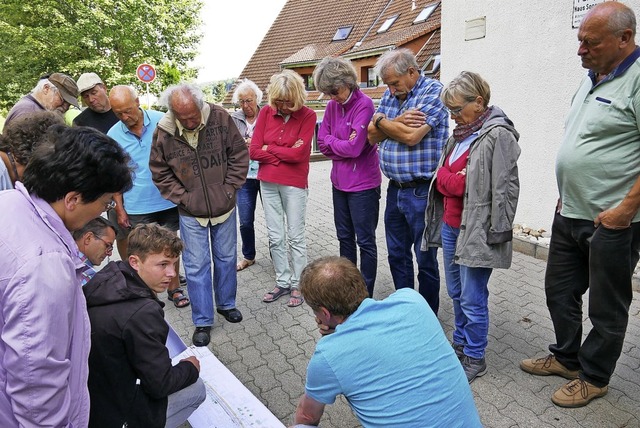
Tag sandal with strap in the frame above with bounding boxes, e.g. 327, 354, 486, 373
287, 288, 304, 307
263, 286, 290, 303
167, 288, 190, 308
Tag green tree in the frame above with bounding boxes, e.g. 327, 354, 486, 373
201, 80, 232, 104
0, 0, 203, 109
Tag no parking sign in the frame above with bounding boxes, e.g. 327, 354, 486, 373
136, 63, 156, 83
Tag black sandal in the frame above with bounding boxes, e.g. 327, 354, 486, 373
262, 286, 290, 303
167, 288, 190, 308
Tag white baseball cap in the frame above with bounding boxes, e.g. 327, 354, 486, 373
77, 72, 104, 94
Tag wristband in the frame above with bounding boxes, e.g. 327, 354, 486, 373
374, 115, 385, 129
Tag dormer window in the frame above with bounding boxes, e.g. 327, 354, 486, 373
333, 26, 353, 41
423, 54, 441, 75
413, 2, 439, 24
377, 15, 398, 33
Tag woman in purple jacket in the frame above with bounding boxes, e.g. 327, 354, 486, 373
313, 57, 381, 296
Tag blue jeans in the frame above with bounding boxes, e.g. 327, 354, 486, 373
261, 182, 308, 289
236, 178, 261, 261
385, 181, 440, 314
333, 185, 380, 296
545, 213, 640, 387
441, 223, 492, 359
179, 213, 238, 327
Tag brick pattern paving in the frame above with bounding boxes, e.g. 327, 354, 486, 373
165, 161, 640, 428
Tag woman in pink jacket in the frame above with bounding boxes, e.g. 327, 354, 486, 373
313, 57, 381, 296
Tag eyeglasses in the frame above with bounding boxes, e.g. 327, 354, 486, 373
93, 234, 114, 252
238, 99, 255, 105
448, 101, 471, 116
274, 99, 295, 108
105, 200, 117, 211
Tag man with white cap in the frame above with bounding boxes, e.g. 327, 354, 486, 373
4, 73, 79, 129
73, 72, 119, 134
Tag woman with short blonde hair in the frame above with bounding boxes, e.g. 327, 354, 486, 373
266, 69, 307, 112
250, 70, 317, 308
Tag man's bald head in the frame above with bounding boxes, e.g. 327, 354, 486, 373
586, 1, 637, 37
578, 1, 636, 75
109, 85, 142, 130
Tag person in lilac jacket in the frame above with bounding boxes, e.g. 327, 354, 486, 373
0, 125, 132, 427
313, 57, 381, 296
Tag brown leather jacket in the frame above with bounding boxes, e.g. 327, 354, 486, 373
150, 103, 248, 218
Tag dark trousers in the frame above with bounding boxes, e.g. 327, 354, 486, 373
236, 178, 261, 261
385, 181, 440, 314
545, 212, 640, 387
332, 185, 381, 297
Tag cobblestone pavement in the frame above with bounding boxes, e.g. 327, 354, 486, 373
163, 161, 640, 428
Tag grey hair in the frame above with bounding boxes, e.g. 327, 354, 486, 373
232, 79, 263, 104
373, 48, 419, 79
606, 3, 637, 37
72, 216, 116, 241
159, 83, 205, 112
312, 56, 358, 95
440, 71, 491, 108
33, 79, 56, 94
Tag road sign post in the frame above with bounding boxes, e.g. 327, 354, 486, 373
136, 63, 156, 107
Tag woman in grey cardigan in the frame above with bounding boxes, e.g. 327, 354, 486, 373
423, 71, 521, 383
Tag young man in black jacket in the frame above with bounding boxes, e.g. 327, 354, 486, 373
84, 224, 206, 427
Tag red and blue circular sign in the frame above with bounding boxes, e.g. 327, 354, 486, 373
136, 63, 156, 83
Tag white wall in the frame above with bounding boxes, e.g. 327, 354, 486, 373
441, 0, 640, 230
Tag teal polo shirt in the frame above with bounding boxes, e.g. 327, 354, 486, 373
107, 109, 175, 215
556, 47, 640, 221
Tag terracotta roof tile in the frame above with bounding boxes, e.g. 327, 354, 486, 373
347, 2, 441, 55
226, 0, 442, 104
415, 28, 441, 71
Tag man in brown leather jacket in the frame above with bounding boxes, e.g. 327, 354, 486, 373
151, 83, 249, 347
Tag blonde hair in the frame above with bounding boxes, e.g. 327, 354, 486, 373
267, 69, 307, 111
440, 71, 491, 109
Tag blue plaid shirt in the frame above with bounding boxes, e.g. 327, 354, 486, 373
377, 75, 449, 182
79, 252, 97, 286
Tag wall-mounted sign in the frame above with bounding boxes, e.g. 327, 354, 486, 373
572, 0, 611, 28
465, 17, 486, 41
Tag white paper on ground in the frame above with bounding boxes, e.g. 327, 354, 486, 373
170, 341, 285, 428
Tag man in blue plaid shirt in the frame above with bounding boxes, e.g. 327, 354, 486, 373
368, 48, 449, 315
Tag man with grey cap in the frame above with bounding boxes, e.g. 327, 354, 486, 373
4, 73, 79, 129
73, 72, 119, 134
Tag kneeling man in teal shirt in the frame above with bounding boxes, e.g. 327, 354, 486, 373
293, 256, 482, 428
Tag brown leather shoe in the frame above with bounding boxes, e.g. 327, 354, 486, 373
520, 354, 579, 380
551, 378, 608, 408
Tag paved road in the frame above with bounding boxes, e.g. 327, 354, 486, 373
163, 160, 640, 428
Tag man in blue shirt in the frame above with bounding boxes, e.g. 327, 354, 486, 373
293, 257, 482, 428
367, 48, 449, 314
107, 86, 189, 308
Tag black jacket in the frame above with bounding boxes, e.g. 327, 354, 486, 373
83, 261, 199, 428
